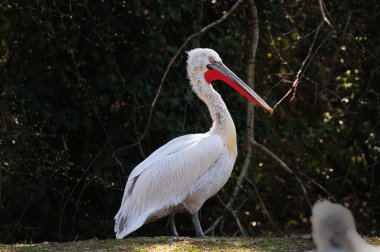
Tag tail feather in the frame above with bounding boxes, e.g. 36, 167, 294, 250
115, 212, 149, 239
114, 201, 152, 239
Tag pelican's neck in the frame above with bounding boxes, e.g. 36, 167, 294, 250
190, 71, 237, 158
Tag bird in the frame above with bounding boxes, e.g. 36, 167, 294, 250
114, 48, 273, 239
310, 200, 380, 252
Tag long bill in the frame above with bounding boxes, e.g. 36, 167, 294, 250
205, 61, 273, 114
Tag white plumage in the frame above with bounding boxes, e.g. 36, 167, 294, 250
114, 48, 272, 238
311, 200, 380, 252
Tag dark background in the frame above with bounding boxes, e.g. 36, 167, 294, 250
0, 0, 379, 243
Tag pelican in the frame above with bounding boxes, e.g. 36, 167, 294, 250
114, 48, 273, 239
311, 200, 380, 252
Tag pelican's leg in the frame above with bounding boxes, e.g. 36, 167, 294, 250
191, 212, 204, 237
169, 214, 179, 237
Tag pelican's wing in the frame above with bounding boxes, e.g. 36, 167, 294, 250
115, 133, 224, 238
122, 133, 213, 200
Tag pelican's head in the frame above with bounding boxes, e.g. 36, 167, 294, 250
311, 201, 356, 251
186, 48, 273, 114
187, 48, 222, 75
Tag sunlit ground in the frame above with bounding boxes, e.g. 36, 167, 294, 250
1, 236, 380, 252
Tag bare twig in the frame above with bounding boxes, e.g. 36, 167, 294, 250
273, 22, 324, 111
59, 139, 109, 240
215, 195, 248, 236
214, 195, 248, 237
228, 206, 248, 236
349, 33, 380, 63
193, 0, 205, 48
251, 139, 312, 209
132, 96, 146, 158
318, 0, 333, 28
112, 152, 124, 170
298, 171, 337, 202
245, 178, 286, 236
236, 191, 255, 211
114, 0, 245, 154
205, 215, 224, 235
6, 204, 30, 241
267, 25, 293, 73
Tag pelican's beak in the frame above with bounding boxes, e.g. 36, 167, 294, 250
205, 61, 273, 114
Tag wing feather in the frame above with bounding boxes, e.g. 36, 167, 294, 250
123, 133, 208, 200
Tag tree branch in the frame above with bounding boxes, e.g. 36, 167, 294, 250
213, 195, 248, 236
318, 0, 333, 28
273, 22, 324, 111
298, 171, 337, 202
205, 215, 224, 235
228, 206, 248, 237
251, 139, 312, 209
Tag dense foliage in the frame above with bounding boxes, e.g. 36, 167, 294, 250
0, 0, 379, 243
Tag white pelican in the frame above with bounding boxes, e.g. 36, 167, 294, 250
311, 200, 380, 252
114, 48, 273, 239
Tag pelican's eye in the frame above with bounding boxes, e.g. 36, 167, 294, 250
208, 56, 216, 63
